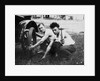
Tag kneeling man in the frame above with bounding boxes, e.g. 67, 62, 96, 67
49, 22, 76, 59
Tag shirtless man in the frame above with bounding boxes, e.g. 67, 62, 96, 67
29, 23, 55, 59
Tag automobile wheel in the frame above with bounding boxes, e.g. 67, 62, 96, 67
27, 27, 37, 45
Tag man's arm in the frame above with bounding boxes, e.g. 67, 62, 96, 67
29, 33, 49, 50
42, 39, 54, 59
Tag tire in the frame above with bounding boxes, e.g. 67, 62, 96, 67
21, 27, 37, 51
21, 31, 28, 50
27, 27, 37, 45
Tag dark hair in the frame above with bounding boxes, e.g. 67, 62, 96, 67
38, 23, 44, 28
50, 22, 59, 29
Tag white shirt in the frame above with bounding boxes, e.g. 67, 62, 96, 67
55, 30, 75, 45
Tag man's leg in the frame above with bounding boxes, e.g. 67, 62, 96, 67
58, 45, 76, 60
49, 42, 62, 63
49, 42, 62, 56
60, 45, 76, 53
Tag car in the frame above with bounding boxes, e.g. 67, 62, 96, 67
15, 16, 43, 51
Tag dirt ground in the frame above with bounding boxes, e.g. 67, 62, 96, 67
15, 32, 84, 65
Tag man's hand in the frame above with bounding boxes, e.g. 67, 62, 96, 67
41, 55, 46, 59
41, 46, 51, 59
41, 50, 48, 59
24, 29, 29, 32
28, 45, 35, 50
61, 39, 65, 44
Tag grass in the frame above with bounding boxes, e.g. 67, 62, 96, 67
15, 32, 84, 65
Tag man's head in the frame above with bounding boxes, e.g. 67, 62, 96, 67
50, 22, 60, 35
38, 23, 45, 33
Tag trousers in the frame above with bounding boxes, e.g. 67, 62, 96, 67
49, 42, 76, 58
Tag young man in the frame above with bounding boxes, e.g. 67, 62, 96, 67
29, 23, 55, 59
49, 22, 76, 59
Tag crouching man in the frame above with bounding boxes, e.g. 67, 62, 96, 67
28, 23, 55, 59
49, 22, 76, 60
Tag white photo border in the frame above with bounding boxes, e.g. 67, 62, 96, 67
5, 5, 95, 76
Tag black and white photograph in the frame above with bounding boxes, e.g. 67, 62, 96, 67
15, 14, 84, 65
5, 5, 95, 76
